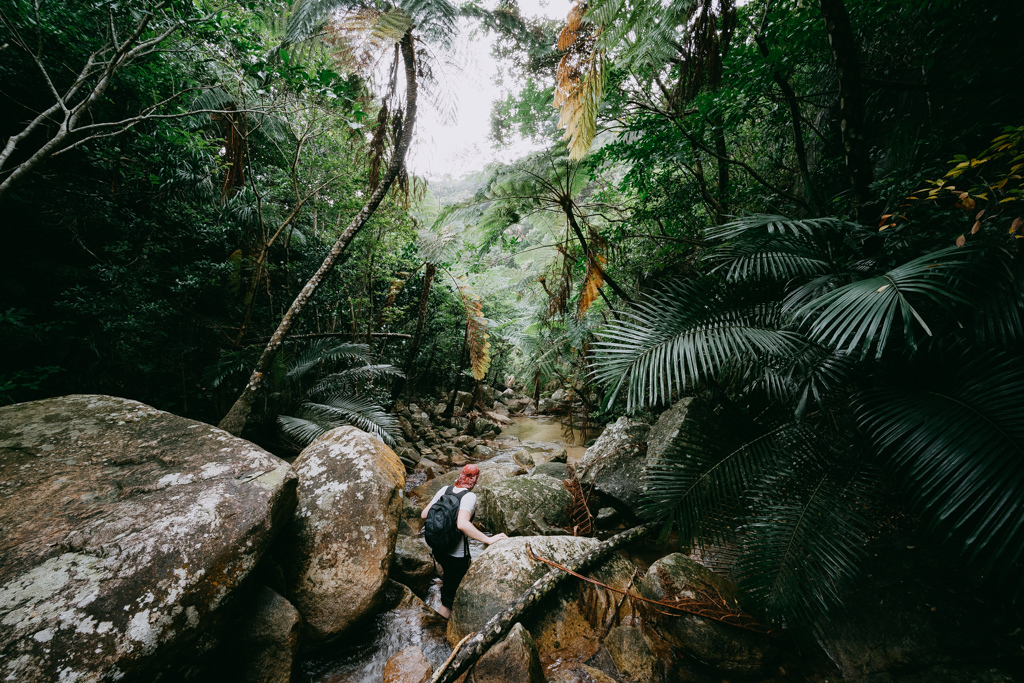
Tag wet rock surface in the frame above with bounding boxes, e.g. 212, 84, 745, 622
471, 621, 546, 683
448, 536, 635, 656
0, 394, 296, 683
282, 426, 405, 643
577, 417, 651, 513
638, 553, 774, 675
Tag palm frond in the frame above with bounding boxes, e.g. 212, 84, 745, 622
299, 395, 400, 446
590, 278, 804, 411
310, 364, 405, 395
737, 450, 876, 630
857, 348, 1024, 575
286, 340, 372, 381
793, 245, 978, 359
640, 398, 777, 545
277, 414, 331, 448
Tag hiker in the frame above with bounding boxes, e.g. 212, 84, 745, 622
421, 463, 508, 618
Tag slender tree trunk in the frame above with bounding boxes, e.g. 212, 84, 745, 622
754, 33, 821, 214
560, 199, 633, 304
394, 262, 436, 399
218, 32, 418, 436
430, 523, 657, 683
817, 0, 874, 216
712, 125, 730, 222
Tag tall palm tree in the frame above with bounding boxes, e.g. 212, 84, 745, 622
590, 209, 1024, 631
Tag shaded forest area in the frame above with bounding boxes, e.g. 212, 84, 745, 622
2, 0, 1023, 637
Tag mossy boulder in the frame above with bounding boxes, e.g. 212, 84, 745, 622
475, 475, 572, 536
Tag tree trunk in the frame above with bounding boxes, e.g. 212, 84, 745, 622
817, 0, 874, 216
430, 523, 658, 683
218, 31, 418, 436
755, 32, 821, 214
397, 262, 436, 397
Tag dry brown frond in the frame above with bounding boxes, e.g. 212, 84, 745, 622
554, 1, 604, 160
456, 280, 491, 381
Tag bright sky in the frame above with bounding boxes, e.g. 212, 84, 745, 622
406, 0, 574, 179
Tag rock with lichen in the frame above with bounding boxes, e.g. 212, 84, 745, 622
0, 394, 296, 682
281, 426, 405, 644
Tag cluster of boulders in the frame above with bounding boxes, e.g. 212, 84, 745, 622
388, 385, 537, 472
2, 393, 1016, 683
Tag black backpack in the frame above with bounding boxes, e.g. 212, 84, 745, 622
424, 486, 469, 555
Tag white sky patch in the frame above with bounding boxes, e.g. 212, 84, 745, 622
406, 0, 574, 179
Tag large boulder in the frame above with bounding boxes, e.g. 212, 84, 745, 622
448, 536, 635, 658
471, 621, 546, 683
577, 417, 651, 513
637, 554, 773, 675
282, 426, 405, 643
476, 475, 572, 536
390, 535, 435, 598
0, 395, 296, 682
645, 397, 693, 460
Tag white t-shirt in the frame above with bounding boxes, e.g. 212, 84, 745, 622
426, 485, 477, 557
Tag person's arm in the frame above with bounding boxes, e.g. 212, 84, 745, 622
456, 509, 508, 544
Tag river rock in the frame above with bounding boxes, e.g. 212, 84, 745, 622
448, 536, 635, 657
532, 461, 570, 480
411, 453, 526, 504
637, 553, 772, 675
455, 391, 474, 412
645, 397, 693, 460
604, 624, 655, 682
0, 394, 297, 682
521, 441, 568, 465
546, 663, 621, 683
472, 621, 545, 683
383, 645, 432, 683
577, 417, 651, 513
390, 535, 435, 598
511, 447, 536, 467
233, 586, 301, 683
282, 426, 405, 643
476, 475, 572, 536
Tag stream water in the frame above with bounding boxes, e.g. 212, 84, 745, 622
298, 416, 590, 683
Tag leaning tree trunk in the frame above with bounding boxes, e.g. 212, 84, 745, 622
219, 32, 418, 436
817, 0, 874, 216
430, 522, 657, 683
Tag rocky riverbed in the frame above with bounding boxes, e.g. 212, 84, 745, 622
2, 391, 1022, 682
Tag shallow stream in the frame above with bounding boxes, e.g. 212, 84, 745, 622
298, 416, 588, 682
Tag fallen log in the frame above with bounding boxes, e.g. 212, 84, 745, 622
428, 522, 658, 683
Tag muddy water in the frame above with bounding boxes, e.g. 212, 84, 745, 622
500, 416, 592, 464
